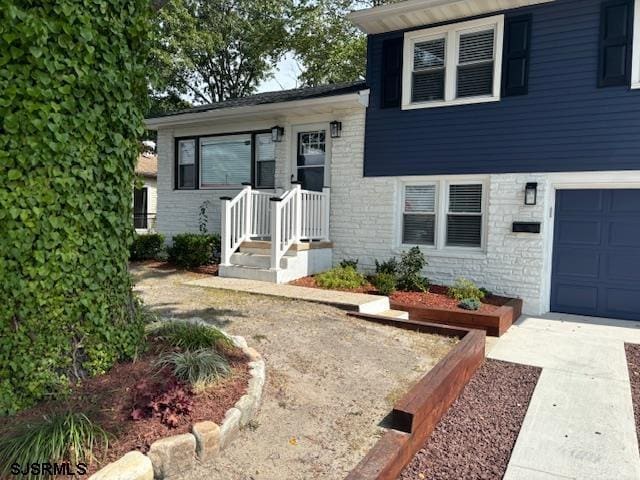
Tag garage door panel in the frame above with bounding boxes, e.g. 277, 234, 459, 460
554, 248, 600, 279
603, 287, 640, 317
605, 253, 640, 282
557, 190, 604, 213
555, 220, 601, 246
607, 221, 640, 247
552, 284, 599, 312
552, 189, 640, 321
609, 189, 640, 213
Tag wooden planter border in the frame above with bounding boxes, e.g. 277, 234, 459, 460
390, 297, 522, 337
345, 314, 486, 480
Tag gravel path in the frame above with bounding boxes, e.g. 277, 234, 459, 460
400, 360, 541, 480
625, 343, 640, 452
131, 264, 456, 480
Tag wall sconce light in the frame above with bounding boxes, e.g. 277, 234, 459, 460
330, 121, 342, 138
525, 182, 538, 205
271, 126, 284, 143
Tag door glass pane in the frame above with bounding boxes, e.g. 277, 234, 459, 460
297, 167, 324, 192
297, 131, 326, 166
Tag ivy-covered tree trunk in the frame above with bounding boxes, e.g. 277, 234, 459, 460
0, 1, 151, 415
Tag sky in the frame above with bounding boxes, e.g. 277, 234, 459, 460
256, 52, 302, 93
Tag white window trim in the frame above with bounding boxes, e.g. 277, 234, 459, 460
199, 134, 252, 190
397, 178, 488, 253
631, 0, 640, 88
402, 15, 505, 110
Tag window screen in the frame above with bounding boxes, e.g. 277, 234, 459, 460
200, 136, 251, 187
457, 29, 495, 98
403, 185, 437, 245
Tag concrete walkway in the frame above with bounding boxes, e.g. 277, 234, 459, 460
184, 276, 406, 317
489, 313, 640, 480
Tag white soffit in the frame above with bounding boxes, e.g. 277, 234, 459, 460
348, 0, 555, 34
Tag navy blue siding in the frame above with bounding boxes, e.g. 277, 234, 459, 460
364, 0, 640, 177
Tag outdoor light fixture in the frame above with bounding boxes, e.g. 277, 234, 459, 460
271, 126, 284, 143
525, 182, 538, 206
330, 121, 342, 138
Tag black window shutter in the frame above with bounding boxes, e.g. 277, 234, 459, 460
381, 37, 403, 108
502, 14, 532, 97
598, 0, 633, 87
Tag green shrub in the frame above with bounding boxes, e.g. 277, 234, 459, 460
315, 266, 367, 290
156, 349, 230, 390
397, 247, 429, 292
375, 257, 399, 276
371, 273, 397, 296
339, 258, 359, 269
458, 298, 481, 311
149, 320, 232, 352
130, 233, 165, 261
448, 278, 486, 302
168, 233, 220, 268
0, 412, 109, 479
0, 0, 151, 414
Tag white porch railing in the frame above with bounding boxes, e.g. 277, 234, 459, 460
220, 184, 330, 268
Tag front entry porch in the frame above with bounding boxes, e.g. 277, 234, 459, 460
218, 184, 333, 283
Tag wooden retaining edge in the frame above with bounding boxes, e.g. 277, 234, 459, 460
90, 335, 265, 480
390, 297, 523, 337
345, 313, 486, 480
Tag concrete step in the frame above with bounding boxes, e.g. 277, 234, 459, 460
376, 309, 410, 320
218, 264, 279, 283
230, 252, 291, 269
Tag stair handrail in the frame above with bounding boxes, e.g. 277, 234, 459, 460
270, 184, 301, 270
220, 184, 252, 266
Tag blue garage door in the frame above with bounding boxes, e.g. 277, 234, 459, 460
551, 189, 640, 320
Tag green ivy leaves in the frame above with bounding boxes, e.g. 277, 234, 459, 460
0, 0, 151, 415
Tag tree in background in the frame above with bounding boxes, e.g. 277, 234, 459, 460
291, 0, 395, 86
0, 0, 152, 414
151, 0, 292, 105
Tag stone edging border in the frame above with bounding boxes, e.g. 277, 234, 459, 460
90, 335, 265, 480
344, 313, 485, 480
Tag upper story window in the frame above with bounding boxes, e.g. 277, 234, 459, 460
402, 15, 504, 109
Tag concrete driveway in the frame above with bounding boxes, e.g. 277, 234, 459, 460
488, 313, 640, 480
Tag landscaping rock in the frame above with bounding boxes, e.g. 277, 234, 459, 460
89, 451, 153, 480
192, 421, 221, 463
249, 359, 265, 384
243, 346, 262, 361
234, 394, 256, 426
147, 434, 196, 479
231, 335, 248, 350
219, 407, 242, 450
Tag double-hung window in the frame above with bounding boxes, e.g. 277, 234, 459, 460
401, 181, 485, 250
177, 139, 196, 189
256, 133, 276, 188
200, 135, 251, 188
403, 15, 504, 109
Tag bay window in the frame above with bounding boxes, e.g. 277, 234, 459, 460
403, 15, 504, 109
401, 181, 485, 250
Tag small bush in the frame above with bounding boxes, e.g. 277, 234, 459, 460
397, 247, 429, 292
458, 298, 481, 311
129, 233, 165, 261
0, 412, 109, 478
149, 320, 233, 352
157, 349, 231, 390
315, 266, 367, 290
339, 258, 359, 269
375, 257, 399, 276
130, 377, 193, 428
168, 233, 220, 269
371, 273, 397, 296
448, 278, 486, 302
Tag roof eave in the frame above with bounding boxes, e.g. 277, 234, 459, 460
145, 90, 370, 130
348, 0, 555, 35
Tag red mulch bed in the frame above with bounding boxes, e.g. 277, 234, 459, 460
625, 343, 640, 451
2, 342, 249, 474
400, 359, 541, 480
290, 277, 509, 314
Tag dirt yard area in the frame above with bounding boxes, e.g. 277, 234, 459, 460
131, 264, 456, 480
